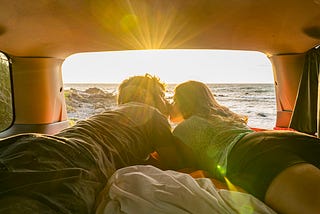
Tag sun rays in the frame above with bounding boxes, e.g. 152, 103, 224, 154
90, 0, 205, 50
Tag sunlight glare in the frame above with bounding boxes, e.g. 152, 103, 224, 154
62, 50, 273, 84
89, 0, 202, 49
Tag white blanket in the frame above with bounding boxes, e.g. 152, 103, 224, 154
96, 165, 276, 214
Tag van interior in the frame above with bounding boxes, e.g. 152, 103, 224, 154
1, 0, 319, 138
0, 0, 319, 213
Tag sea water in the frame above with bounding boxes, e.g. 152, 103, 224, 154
64, 83, 276, 129
208, 84, 276, 129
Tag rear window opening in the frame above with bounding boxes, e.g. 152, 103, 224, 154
62, 49, 275, 129
0, 52, 13, 132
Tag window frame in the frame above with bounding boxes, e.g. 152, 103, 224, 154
0, 51, 14, 132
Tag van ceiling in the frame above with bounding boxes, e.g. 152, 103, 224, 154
0, 0, 319, 58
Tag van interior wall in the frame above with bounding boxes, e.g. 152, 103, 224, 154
318, 75, 320, 137
11, 57, 67, 124
269, 53, 305, 128
288, 48, 320, 136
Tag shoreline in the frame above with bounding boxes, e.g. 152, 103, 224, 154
64, 84, 276, 129
65, 87, 117, 121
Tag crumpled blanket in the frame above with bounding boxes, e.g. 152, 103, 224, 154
0, 103, 173, 213
96, 165, 276, 214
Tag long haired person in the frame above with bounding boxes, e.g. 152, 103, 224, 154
171, 80, 320, 214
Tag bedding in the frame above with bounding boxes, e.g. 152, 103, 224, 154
0, 103, 177, 213
96, 165, 276, 214
0, 102, 277, 213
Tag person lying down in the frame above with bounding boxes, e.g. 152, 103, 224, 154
0, 74, 297, 214
170, 80, 320, 214
92, 75, 276, 214
0, 74, 185, 213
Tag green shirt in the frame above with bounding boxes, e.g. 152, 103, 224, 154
173, 115, 253, 180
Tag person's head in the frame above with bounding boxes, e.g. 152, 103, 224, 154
171, 80, 247, 123
118, 74, 169, 115
171, 80, 216, 120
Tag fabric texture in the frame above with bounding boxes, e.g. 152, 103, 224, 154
0, 102, 173, 213
227, 130, 320, 200
96, 165, 276, 214
289, 47, 320, 135
173, 115, 253, 180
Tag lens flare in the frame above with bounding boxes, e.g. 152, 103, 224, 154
224, 177, 254, 214
216, 164, 226, 176
120, 14, 138, 32
224, 176, 238, 192
90, 0, 207, 50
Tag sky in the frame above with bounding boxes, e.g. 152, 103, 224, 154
62, 49, 273, 84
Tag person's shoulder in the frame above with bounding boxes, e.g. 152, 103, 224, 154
174, 115, 209, 131
116, 102, 166, 120
118, 102, 154, 110
181, 115, 210, 125
120, 102, 164, 114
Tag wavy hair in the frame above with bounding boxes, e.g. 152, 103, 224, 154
173, 80, 247, 125
117, 74, 168, 115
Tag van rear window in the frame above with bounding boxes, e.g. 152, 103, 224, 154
0, 52, 13, 132
62, 50, 275, 129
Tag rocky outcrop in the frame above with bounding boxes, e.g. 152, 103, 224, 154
65, 87, 117, 121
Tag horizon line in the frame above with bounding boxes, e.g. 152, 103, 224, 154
63, 82, 274, 84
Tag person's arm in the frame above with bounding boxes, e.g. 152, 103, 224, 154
148, 110, 195, 170
151, 128, 185, 169
173, 136, 197, 169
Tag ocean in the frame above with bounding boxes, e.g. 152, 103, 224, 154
64, 83, 276, 129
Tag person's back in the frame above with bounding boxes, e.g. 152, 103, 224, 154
0, 74, 180, 213
56, 102, 175, 169
173, 114, 252, 179
171, 80, 320, 214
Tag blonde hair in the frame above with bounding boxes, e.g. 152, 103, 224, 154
117, 74, 168, 114
174, 80, 247, 125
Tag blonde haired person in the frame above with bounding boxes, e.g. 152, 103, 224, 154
117, 73, 169, 115
171, 80, 320, 214
0, 74, 183, 213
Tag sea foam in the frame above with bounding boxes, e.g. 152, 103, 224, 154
64, 83, 276, 129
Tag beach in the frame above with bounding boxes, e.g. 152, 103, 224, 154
64, 83, 276, 129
